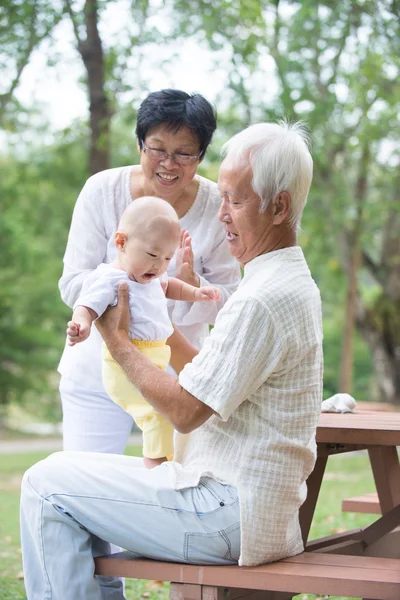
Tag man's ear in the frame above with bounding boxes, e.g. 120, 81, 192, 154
115, 231, 127, 250
137, 138, 142, 155
272, 191, 291, 225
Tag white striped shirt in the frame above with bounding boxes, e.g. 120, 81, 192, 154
172, 247, 323, 566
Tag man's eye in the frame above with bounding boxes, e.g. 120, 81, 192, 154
147, 253, 157, 258
176, 152, 191, 158
165, 257, 172, 261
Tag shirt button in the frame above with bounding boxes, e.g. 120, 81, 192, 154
220, 501, 225, 506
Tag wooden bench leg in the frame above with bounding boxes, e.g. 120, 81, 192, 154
170, 584, 294, 600
170, 583, 202, 600
299, 454, 328, 544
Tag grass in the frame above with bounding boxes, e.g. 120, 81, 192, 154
0, 448, 377, 600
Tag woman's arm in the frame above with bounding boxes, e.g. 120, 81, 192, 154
59, 176, 108, 308
167, 325, 199, 374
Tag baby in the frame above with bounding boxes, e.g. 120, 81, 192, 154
66, 196, 220, 468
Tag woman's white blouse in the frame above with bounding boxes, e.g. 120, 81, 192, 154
173, 247, 323, 566
58, 166, 241, 390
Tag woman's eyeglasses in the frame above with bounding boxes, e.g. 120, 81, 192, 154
141, 142, 202, 166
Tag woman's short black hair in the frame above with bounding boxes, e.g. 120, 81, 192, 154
136, 89, 217, 158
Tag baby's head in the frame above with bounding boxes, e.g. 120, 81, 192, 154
114, 196, 181, 283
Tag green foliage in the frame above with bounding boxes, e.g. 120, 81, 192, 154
0, 129, 88, 414
0, 0, 62, 126
2, 0, 399, 411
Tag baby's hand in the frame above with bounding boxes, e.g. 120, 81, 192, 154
66, 320, 91, 346
193, 286, 221, 302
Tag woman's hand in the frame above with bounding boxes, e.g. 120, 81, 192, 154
175, 229, 200, 288
95, 283, 130, 352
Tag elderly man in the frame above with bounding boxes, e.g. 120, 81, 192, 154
20, 122, 322, 600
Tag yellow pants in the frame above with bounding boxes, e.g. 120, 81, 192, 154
102, 340, 173, 459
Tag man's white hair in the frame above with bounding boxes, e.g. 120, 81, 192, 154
221, 121, 313, 231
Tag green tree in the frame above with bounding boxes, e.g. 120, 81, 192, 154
172, 0, 400, 403
0, 0, 62, 126
0, 128, 88, 418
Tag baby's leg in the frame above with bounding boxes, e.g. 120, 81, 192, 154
101, 342, 174, 467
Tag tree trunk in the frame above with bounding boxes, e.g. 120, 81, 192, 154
356, 300, 400, 404
339, 144, 369, 394
68, 0, 111, 175
339, 244, 361, 393
356, 193, 400, 404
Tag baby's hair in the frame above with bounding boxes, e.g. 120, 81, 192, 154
118, 196, 179, 233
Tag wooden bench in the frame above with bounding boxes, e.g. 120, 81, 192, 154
342, 492, 381, 514
95, 412, 400, 599
95, 550, 400, 599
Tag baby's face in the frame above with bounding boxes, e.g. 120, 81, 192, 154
122, 227, 179, 284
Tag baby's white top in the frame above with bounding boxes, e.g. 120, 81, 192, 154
74, 264, 173, 341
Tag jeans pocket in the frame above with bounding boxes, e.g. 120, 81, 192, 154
184, 521, 241, 565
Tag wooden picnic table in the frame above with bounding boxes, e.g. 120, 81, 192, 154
300, 408, 400, 557
96, 408, 400, 599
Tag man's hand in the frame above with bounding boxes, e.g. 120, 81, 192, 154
175, 229, 200, 287
66, 320, 90, 346
193, 286, 221, 302
95, 283, 130, 351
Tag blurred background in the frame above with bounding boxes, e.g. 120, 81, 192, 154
1, 0, 399, 438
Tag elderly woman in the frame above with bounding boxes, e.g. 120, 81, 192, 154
58, 88, 241, 454
20, 121, 323, 600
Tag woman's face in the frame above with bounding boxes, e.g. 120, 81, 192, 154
139, 124, 202, 202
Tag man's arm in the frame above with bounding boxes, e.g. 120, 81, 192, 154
96, 283, 215, 434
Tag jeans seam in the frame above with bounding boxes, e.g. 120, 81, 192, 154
220, 529, 232, 560
200, 479, 226, 504
184, 530, 226, 564
25, 477, 53, 600
44, 492, 206, 515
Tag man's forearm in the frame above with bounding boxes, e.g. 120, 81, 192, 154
106, 333, 212, 433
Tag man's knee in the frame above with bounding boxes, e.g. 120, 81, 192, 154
21, 452, 69, 497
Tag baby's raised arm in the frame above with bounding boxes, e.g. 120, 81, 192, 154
166, 278, 221, 303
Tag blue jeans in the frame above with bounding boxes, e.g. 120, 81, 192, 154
20, 451, 241, 600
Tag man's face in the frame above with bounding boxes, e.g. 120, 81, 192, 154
217, 159, 274, 266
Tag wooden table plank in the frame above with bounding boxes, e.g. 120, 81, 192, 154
317, 411, 400, 445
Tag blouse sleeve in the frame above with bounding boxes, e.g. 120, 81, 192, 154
179, 295, 285, 421
58, 175, 108, 308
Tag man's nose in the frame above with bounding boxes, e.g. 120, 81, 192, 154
218, 198, 231, 223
